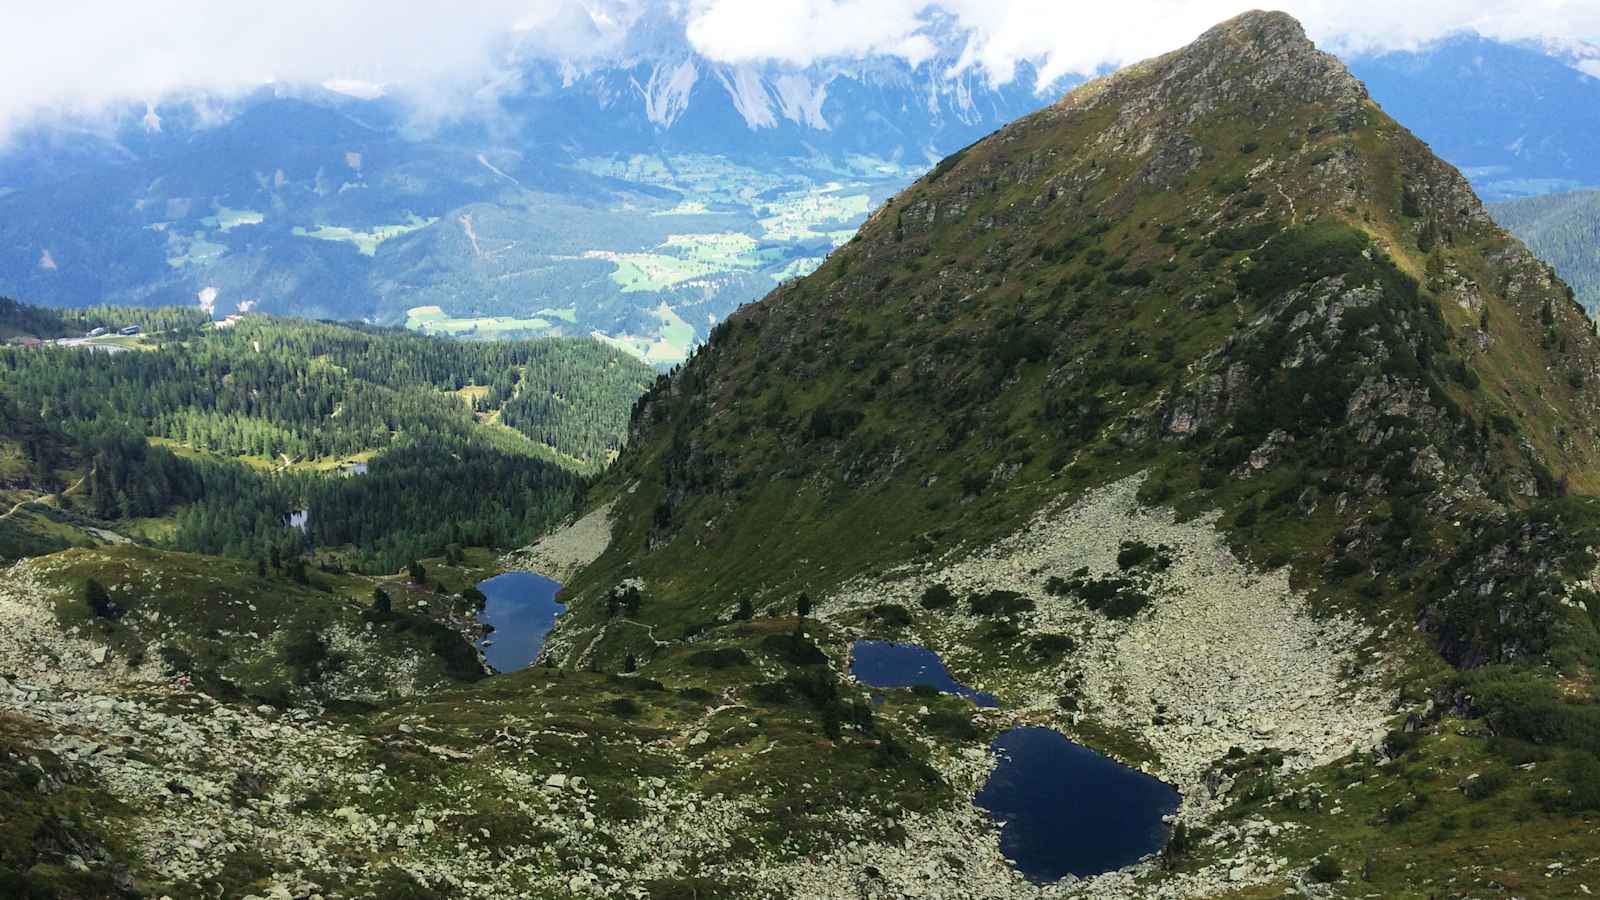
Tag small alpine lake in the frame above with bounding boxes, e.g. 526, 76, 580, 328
977, 726, 1181, 882
848, 639, 1180, 882
473, 572, 564, 673
848, 639, 998, 707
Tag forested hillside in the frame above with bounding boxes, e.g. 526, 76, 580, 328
0, 303, 653, 571
1491, 189, 1600, 313
0, 297, 210, 340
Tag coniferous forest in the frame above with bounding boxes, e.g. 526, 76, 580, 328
0, 301, 655, 572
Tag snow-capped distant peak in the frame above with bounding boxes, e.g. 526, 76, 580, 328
323, 79, 387, 100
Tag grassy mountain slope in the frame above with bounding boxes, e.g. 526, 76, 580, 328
575, 10, 1600, 620
1491, 188, 1600, 312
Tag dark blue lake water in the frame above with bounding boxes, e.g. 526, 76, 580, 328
474, 572, 564, 673
848, 640, 999, 708
976, 726, 1180, 882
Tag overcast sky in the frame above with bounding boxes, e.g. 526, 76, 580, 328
3, 0, 1599, 139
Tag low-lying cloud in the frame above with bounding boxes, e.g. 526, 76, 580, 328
688, 1, 1600, 86
2, 0, 1597, 141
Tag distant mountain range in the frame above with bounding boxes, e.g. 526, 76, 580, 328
2, 20, 1598, 360
0, 14, 1060, 365
1348, 33, 1600, 200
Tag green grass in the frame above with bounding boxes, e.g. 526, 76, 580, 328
1221, 724, 1600, 898
593, 303, 699, 365
164, 231, 228, 269
200, 206, 265, 232
589, 232, 765, 293
757, 190, 870, 242
536, 306, 579, 323
404, 305, 553, 338
293, 216, 436, 256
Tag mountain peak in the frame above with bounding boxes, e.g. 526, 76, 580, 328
593, 9, 1600, 658
1057, 8, 1364, 118
1201, 9, 1310, 48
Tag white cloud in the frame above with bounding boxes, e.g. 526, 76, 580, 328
0, 0, 606, 140
0, 0, 1597, 141
683, 0, 939, 67
685, 1, 1600, 86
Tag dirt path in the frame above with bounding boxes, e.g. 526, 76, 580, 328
0, 470, 90, 522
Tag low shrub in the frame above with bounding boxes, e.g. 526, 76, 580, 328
923, 708, 982, 741
1307, 856, 1343, 883
1116, 540, 1172, 570
968, 590, 1034, 616
1462, 767, 1510, 801
759, 633, 828, 665
919, 584, 957, 610
869, 603, 913, 628
1029, 634, 1076, 659
981, 619, 1022, 643
82, 578, 122, 620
